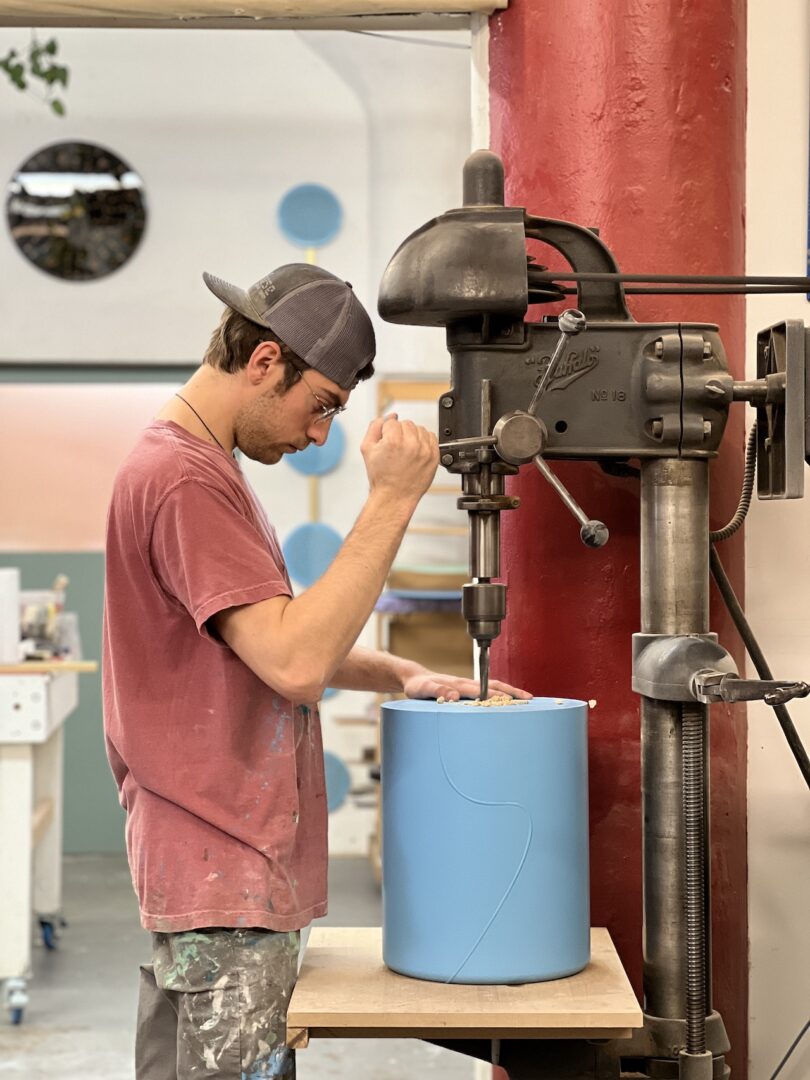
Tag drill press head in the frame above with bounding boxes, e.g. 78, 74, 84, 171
378, 152, 528, 698
377, 150, 645, 694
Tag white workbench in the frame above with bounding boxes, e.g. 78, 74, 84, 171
0, 664, 92, 1024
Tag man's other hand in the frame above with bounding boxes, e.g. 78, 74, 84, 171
401, 670, 532, 702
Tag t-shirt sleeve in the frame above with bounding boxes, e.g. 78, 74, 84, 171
150, 479, 291, 638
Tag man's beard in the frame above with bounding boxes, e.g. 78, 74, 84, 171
233, 384, 290, 464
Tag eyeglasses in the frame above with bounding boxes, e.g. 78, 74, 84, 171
298, 370, 346, 425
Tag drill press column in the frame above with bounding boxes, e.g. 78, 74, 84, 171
640, 459, 712, 1032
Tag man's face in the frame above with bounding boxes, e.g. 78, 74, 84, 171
234, 361, 350, 465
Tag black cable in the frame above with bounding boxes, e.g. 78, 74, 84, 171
707, 423, 810, 788
769, 1016, 810, 1079
710, 547, 810, 790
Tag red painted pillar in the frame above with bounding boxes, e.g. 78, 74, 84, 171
488, 1, 748, 1075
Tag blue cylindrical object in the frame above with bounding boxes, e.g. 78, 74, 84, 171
381, 697, 590, 984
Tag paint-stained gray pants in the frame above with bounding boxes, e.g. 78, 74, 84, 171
135, 927, 300, 1079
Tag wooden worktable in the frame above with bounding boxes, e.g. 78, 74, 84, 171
286, 927, 642, 1048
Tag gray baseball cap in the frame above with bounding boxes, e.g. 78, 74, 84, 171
203, 264, 375, 390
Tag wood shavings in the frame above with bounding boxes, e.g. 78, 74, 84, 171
589, 699, 597, 709
438, 693, 531, 707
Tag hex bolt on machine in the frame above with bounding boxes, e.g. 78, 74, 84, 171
378, 150, 810, 1080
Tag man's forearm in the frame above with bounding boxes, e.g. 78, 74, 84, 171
328, 646, 426, 694
277, 490, 419, 692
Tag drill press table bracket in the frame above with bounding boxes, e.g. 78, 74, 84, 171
286, 926, 642, 1051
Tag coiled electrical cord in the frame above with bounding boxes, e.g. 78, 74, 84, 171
709, 423, 758, 543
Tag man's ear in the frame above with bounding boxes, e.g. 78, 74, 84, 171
246, 341, 283, 386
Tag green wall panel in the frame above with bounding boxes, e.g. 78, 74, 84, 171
0, 552, 125, 854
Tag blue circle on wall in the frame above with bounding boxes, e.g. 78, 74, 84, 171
324, 751, 351, 813
278, 184, 343, 249
283, 522, 343, 587
286, 419, 346, 476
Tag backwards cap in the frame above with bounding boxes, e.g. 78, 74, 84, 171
203, 264, 375, 389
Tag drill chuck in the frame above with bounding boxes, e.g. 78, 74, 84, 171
462, 581, 507, 645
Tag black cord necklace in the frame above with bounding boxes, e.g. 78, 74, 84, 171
174, 393, 230, 454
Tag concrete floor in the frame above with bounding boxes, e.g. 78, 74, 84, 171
0, 854, 478, 1079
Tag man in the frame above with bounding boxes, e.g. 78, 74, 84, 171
103, 263, 529, 1080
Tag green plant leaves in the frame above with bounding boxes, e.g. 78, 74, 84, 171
0, 49, 27, 90
1, 35, 69, 115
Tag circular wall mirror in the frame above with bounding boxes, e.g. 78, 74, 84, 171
6, 141, 147, 281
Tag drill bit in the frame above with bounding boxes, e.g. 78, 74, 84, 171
479, 642, 490, 701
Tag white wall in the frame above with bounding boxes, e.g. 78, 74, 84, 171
746, 4, 810, 1078
0, 25, 471, 856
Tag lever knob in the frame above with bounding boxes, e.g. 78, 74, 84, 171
558, 308, 588, 335
534, 454, 610, 548
580, 520, 610, 548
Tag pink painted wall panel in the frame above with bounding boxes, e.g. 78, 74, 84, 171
0, 384, 179, 551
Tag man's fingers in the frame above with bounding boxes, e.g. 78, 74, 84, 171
405, 672, 532, 704
365, 417, 384, 441
364, 412, 399, 445
488, 679, 533, 699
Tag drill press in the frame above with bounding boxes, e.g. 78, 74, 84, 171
378, 149, 810, 1080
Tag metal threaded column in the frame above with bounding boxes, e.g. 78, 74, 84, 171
682, 703, 709, 1054
640, 458, 709, 1020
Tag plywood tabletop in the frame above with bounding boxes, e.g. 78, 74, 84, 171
287, 926, 642, 1048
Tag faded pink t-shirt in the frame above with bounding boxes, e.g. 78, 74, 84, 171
103, 420, 327, 933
